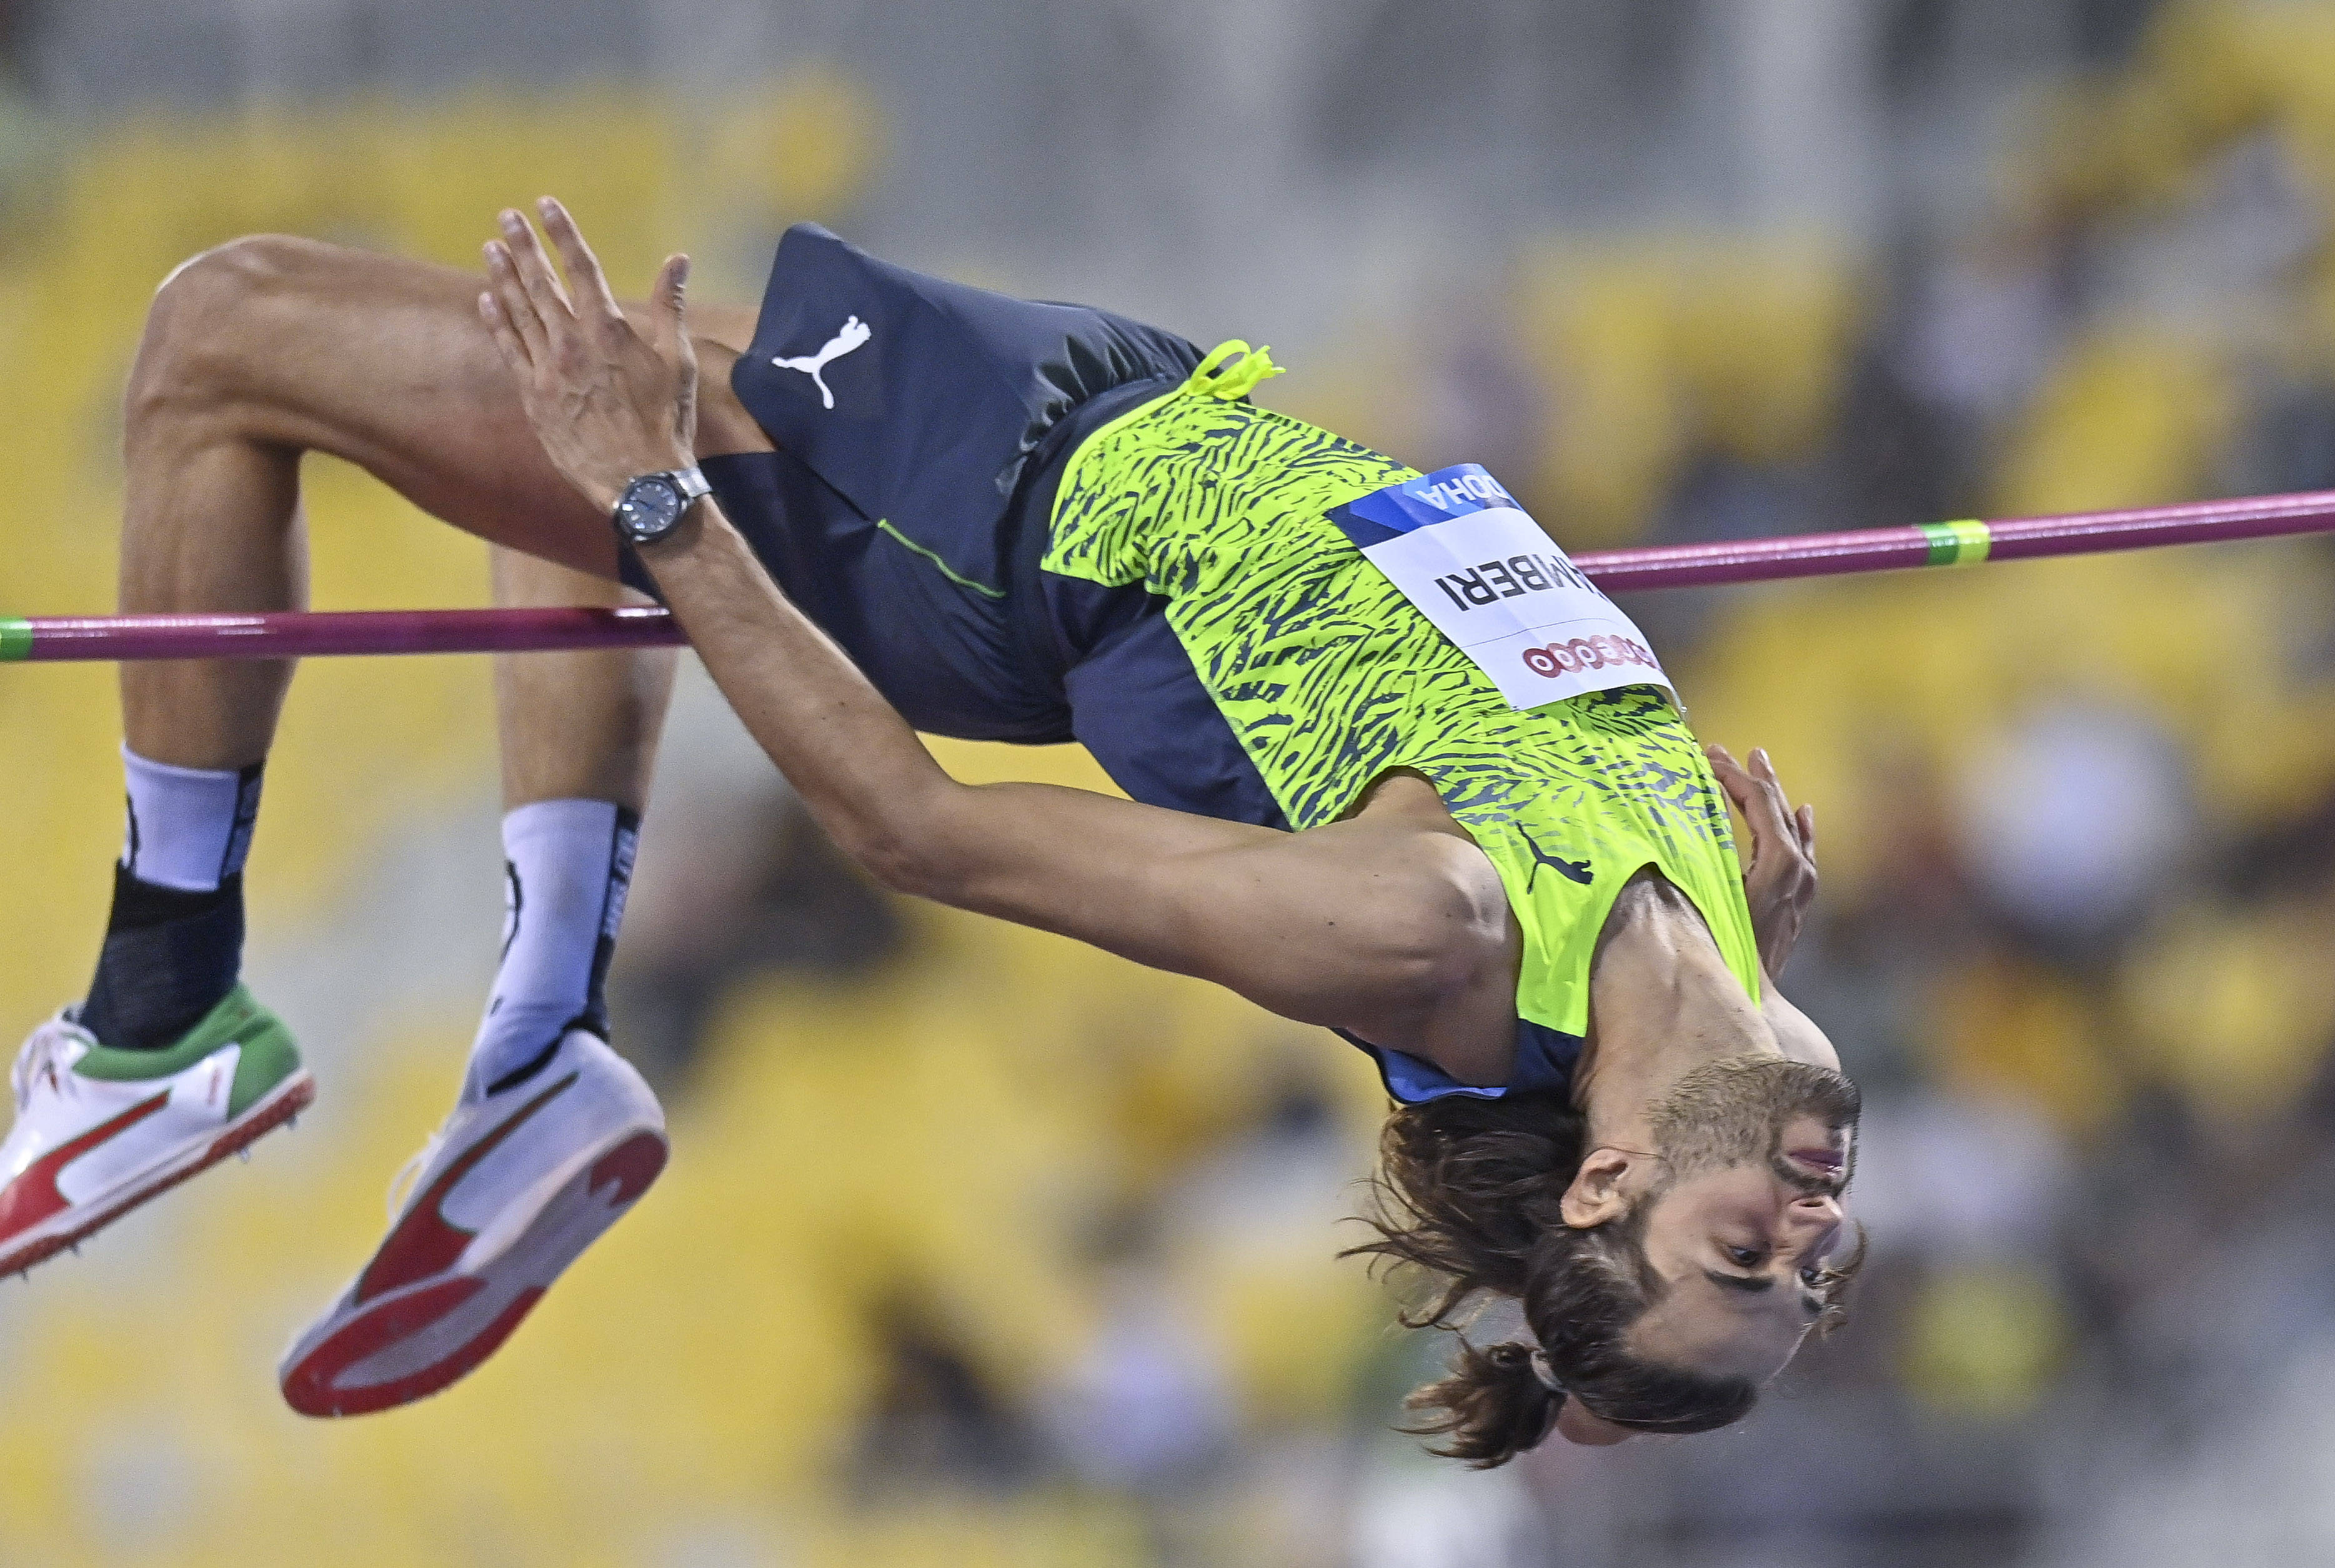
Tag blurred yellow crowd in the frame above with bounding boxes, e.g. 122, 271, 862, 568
8, 3, 2335, 1561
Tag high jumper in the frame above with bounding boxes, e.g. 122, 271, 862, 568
1, 199, 1856, 1458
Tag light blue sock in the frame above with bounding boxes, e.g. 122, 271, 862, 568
466, 798, 637, 1097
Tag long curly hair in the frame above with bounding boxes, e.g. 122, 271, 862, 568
1344, 1089, 1864, 1467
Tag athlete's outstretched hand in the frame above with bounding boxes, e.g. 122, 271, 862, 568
1705, 742, 1818, 976
479, 196, 697, 512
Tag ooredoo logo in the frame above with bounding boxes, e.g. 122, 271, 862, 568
1522, 635, 1659, 680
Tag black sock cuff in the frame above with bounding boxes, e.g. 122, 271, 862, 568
106, 865, 244, 931
81, 886, 246, 1051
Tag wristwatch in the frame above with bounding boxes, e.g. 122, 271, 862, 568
610, 466, 710, 547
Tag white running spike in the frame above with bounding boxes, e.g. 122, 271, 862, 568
277, 1028, 665, 1418
237, 1148, 251, 1163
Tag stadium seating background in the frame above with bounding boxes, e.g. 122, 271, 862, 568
11, 4, 2335, 1563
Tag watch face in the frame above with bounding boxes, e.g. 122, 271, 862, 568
617, 476, 683, 541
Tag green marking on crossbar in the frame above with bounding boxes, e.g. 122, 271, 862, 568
1919, 519, 1992, 567
0, 618, 29, 661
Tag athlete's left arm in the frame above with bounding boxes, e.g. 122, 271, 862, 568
1705, 745, 1838, 1068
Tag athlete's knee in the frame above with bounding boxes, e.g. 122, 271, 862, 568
125, 235, 319, 435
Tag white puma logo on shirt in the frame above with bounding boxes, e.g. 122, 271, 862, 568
770, 315, 872, 409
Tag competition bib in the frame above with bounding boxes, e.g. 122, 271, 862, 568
1328, 464, 1671, 711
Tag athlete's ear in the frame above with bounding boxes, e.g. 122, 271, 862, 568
1558, 1147, 1641, 1228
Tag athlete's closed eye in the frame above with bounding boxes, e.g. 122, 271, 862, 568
1704, 1268, 1824, 1323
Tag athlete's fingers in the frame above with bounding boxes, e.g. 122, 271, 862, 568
1704, 742, 1750, 810
1705, 745, 1775, 846
1750, 749, 1795, 829
477, 290, 531, 375
1705, 748, 1758, 845
483, 233, 555, 368
500, 207, 570, 311
1796, 803, 1817, 859
1715, 743, 1816, 928
496, 208, 574, 338
1739, 747, 1804, 858
482, 242, 549, 365
1708, 746, 1782, 876
649, 252, 689, 360
535, 196, 622, 326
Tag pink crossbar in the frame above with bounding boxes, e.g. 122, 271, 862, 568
8, 487, 2335, 662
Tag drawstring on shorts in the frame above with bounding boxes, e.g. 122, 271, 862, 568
1183, 339, 1286, 402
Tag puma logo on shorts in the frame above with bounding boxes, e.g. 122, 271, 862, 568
771, 315, 872, 409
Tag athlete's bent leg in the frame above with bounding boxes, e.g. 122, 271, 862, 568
117, 236, 644, 767
0, 235, 632, 1279
86, 236, 646, 1059
0, 234, 745, 1381
193, 249, 748, 1418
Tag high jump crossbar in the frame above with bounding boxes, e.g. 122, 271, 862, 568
6, 487, 2335, 663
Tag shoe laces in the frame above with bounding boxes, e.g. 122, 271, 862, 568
384, 1127, 448, 1224
12, 1017, 89, 1114
381, 1048, 538, 1221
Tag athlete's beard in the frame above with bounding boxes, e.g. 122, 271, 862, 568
1643, 1054, 1861, 1197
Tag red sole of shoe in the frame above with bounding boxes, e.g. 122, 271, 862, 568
279, 1274, 532, 1417
0, 1072, 317, 1278
281, 1128, 667, 1418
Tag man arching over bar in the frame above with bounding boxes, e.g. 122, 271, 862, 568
0, 199, 1858, 1457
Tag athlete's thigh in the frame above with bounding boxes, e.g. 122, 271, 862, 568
207, 238, 760, 577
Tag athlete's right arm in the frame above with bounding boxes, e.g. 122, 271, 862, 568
634, 498, 1515, 1044
481, 198, 1518, 1059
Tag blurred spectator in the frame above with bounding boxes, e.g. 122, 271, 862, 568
1042, 1212, 1238, 1496
847, 1298, 1049, 1498
1952, 701, 2196, 965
